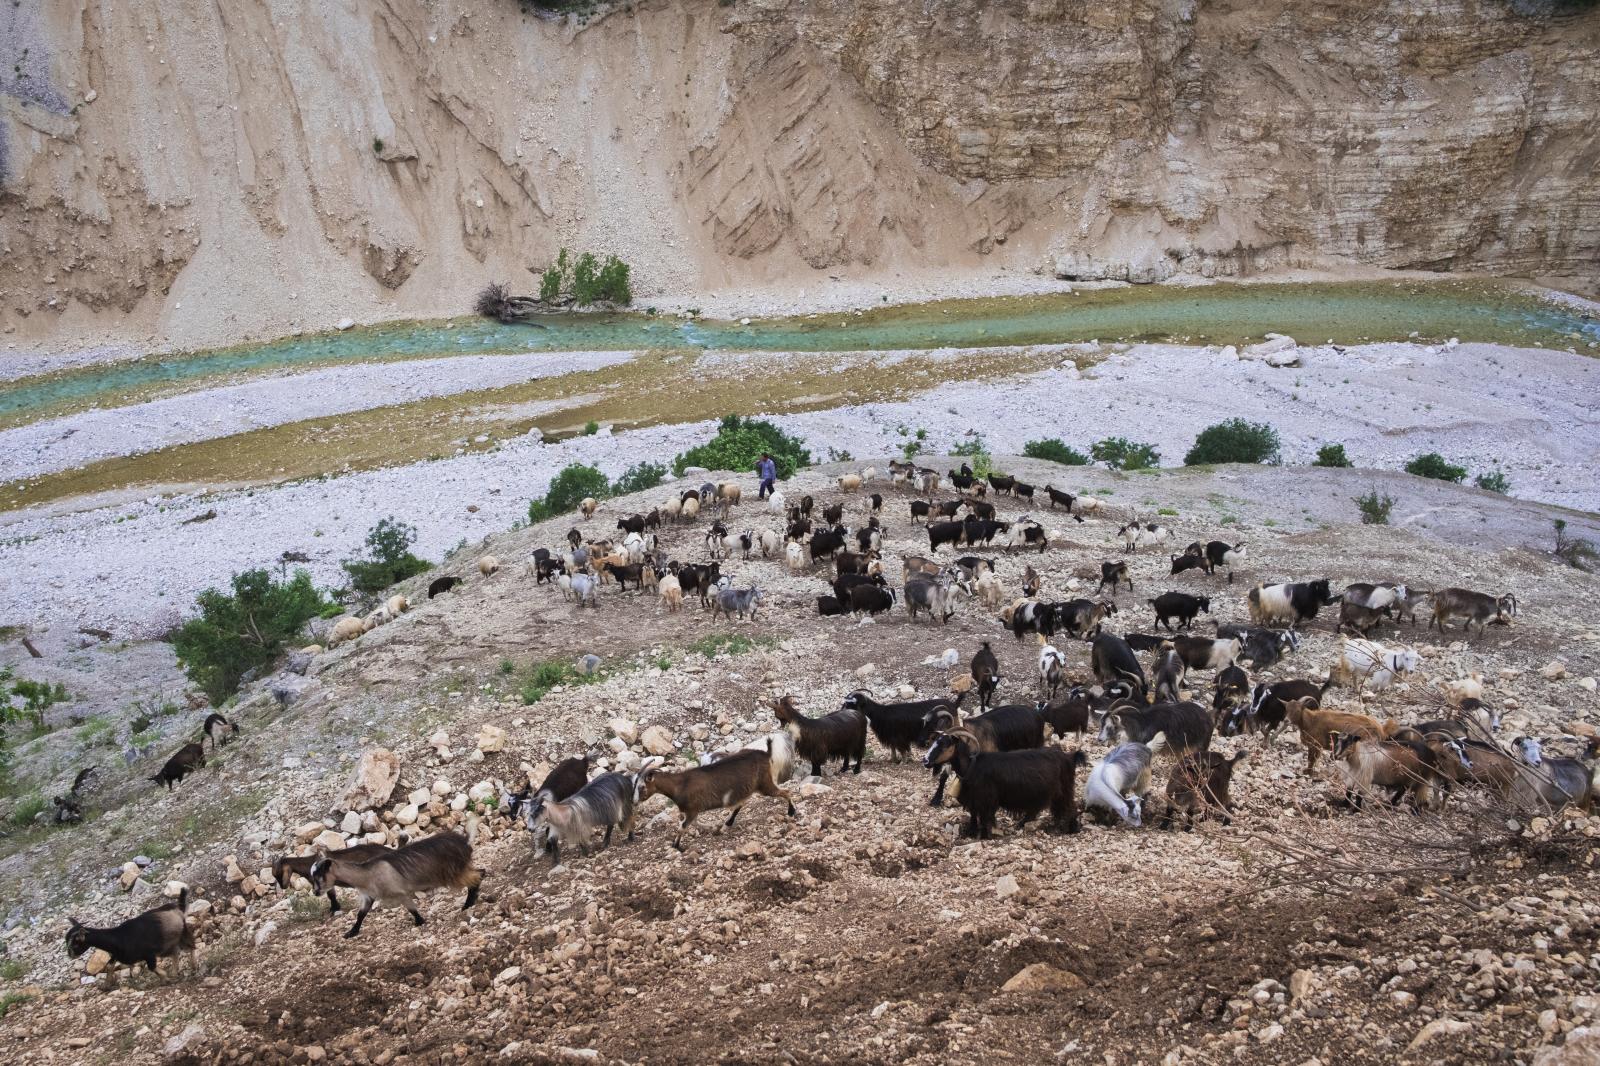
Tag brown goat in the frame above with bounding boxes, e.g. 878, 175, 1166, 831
272, 842, 395, 916
636, 749, 796, 849
309, 832, 482, 939
1161, 750, 1248, 829
1331, 734, 1450, 811
1286, 697, 1405, 773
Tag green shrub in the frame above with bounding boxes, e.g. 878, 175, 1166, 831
950, 436, 994, 478
613, 461, 666, 495
570, 252, 600, 304
1090, 437, 1161, 471
898, 426, 928, 462
528, 463, 610, 523
1313, 443, 1352, 468
1023, 439, 1089, 466
2, 673, 69, 733
539, 248, 568, 304
1404, 453, 1467, 483
171, 569, 335, 705
1183, 419, 1281, 466
341, 517, 430, 595
1475, 469, 1510, 494
673, 415, 810, 480
595, 255, 631, 304
583, 420, 600, 436
1355, 489, 1395, 525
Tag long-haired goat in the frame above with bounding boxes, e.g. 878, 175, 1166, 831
1152, 645, 1187, 704
935, 735, 1085, 839
66, 891, 196, 978
1084, 743, 1154, 827
635, 748, 796, 849
921, 705, 1048, 806
1332, 734, 1460, 812
273, 842, 395, 916
1091, 632, 1147, 700
773, 695, 866, 776
971, 641, 1001, 710
506, 754, 592, 835
839, 690, 953, 762
310, 832, 481, 938
1248, 579, 1335, 628
1509, 737, 1598, 813
526, 772, 639, 866
1328, 638, 1420, 696
1097, 699, 1213, 758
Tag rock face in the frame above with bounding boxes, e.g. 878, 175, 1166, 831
4, 0, 1597, 349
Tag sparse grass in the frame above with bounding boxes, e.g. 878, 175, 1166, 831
138, 840, 177, 862
8, 794, 45, 828
75, 715, 116, 748
1158, 507, 1178, 516
0, 959, 26, 982
0, 991, 32, 1018
499, 659, 515, 675
520, 660, 601, 705
686, 633, 776, 659
288, 894, 327, 923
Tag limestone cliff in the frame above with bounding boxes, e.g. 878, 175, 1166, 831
1, 0, 1596, 349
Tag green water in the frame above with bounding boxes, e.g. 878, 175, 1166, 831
3, 280, 1594, 428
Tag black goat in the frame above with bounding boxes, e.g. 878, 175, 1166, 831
817, 595, 847, 617
1150, 591, 1211, 631
150, 742, 205, 790
971, 641, 1001, 710
1225, 678, 1332, 738
1091, 633, 1147, 700
1098, 699, 1213, 757
427, 575, 462, 598
773, 695, 866, 776
928, 520, 965, 551
1098, 560, 1132, 595
939, 737, 1085, 839
66, 890, 196, 977
848, 583, 895, 617
840, 691, 954, 761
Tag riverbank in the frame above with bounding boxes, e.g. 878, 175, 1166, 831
3, 338, 1598, 636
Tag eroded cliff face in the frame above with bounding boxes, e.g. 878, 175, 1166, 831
1, 0, 1596, 349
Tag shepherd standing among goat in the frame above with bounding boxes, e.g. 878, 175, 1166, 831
757, 453, 778, 501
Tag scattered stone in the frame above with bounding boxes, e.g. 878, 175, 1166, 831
477, 724, 508, 753
1534, 1027, 1600, 1066
162, 1024, 206, 1060
609, 718, 639, 744
1289, 969, 1317, 1002
1407, 1018, 1473, 1050
996, 874, 1021, 900
394, 803, 420, 826
254, 921, 278, 947
313, 829, 347, 851
84, 949, 113, 975
340, 810, 362, 835
162, 880, 188, 898
119, 862, 141, 891
336, 318, 356, 331
1542, 661, 1569, 681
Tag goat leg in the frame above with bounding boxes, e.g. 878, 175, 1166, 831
345, 901, 373, 938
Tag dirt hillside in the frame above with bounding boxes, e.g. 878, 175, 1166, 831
3, 0, 1598, 351
0, 459, 1597, 1063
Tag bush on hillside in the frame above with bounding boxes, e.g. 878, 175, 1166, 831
1183, 419, 1281, 466
341, 517, 431, 595
612, 462, 667, 495
1405, 452, 1467, 483
950, 436, 995, 478
1313, 443, 1352, 468
1023, 439, 1090, 466
1355, 489, 1395, 526
172, 569, 334, 705
1090, 437, 1161, 471
673, 415, 810, 480
1475, 469, 1510, 494
528, 463, 611, 523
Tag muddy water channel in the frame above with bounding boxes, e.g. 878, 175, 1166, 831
2, 280, 1594, 512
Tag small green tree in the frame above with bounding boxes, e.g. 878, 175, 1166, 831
596, 255, 632, 304
673, 416, 811, 480
1313, 443, 1352, 468
612, 462, 667, 495
1404, 453, 1467, 483
1355, 489, 1395, 525
342, 517, 431, 595
1091, 437, 1161, 471
1184, 419, 1281, 466
1023, 439, 1089, 466
950, 436, 995, 478
539, 248, 569, 304
570, 252, 601, 305
529, 463, 611, 523
172, 569, 334, 705
1475, 469, 1510, 494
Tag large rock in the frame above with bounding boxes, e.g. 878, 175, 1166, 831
312, 829, 347, 851
476, 724, 508, 754
162, 1024, 207, 1060
84, 948, 113, 975
1240, 334, 1300, 367
608, 718, 639, 744
1001, 963, 1085, 994
641, 726, 675, 756
342, 749, 401, 811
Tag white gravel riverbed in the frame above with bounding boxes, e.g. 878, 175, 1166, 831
2, 339, 1597, 636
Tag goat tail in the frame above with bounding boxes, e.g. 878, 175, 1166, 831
176, 886, 190, 912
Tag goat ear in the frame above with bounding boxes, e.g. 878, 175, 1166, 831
68, 916, 82, 928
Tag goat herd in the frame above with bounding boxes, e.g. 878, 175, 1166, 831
64, 459, 1598, 980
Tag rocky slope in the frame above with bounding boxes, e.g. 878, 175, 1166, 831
3, 0, 1598, 351
0, 460, 1598, 1063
